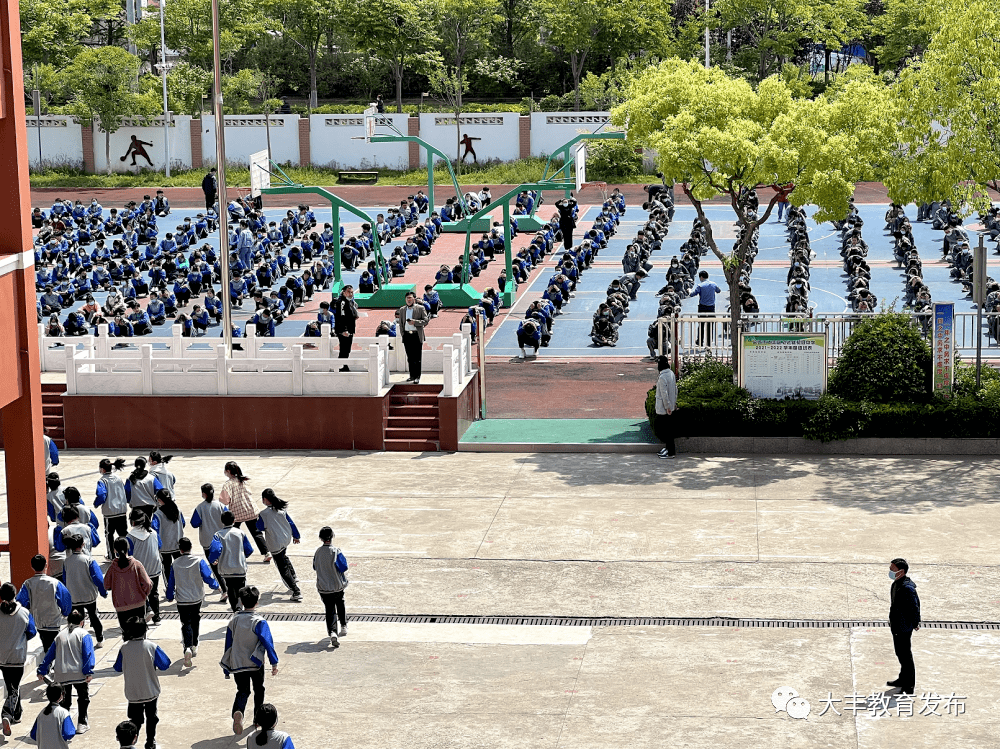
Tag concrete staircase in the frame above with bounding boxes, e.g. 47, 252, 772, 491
385, 384, 441, 451
42, 382, 66, 448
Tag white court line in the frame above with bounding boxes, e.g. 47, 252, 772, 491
350, 550, 427, 554
336, 508, 454, 512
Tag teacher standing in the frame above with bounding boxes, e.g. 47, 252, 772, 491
396, 291, 429, 384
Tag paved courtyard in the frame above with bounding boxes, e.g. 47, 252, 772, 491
0, 450, 996, 747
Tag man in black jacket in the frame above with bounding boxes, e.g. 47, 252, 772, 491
335, 285, 358, 372
887, 557, 921, 694
201, 168, 217, 212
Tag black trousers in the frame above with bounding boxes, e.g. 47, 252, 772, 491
104, 515, 128, 555
271, 548, 299, 595
205, 192, 216, 212
177, 602, 202, 648
1, 665, 23, 721
338, 333, 353, 359
234, 521, 268, 556
696, 304, 715, 345
127, 698, 158, 747
654, 413, 676, 456
232, 667, 265, 718
320, 590, 346, 635
893, 630, 915, 691
160, 550, 180, 586
38, 629, 58, 654
60, 681, 89, 725
560, 219, 574, 250
117, 605, 146, 640
402, 331, 422, 380
203, 546, 227, 593
73, 601, 103, 641
145, 575, 160, 620
223, 575, 247, 611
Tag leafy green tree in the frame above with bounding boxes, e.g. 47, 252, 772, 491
265, 0, 337, 109
62, 47, 160, 174
885, 0, 1000, 215
166, 63, 213, 116
222, 68, 264, 114
19, 0, 108, 67
435, 0, 500, 108
612, 59, 897, 380
348, 0, 440, 112
871, 0, 933, 71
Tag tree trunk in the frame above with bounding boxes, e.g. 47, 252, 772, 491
309, 48, 318, 110
570, 51, 584, 111
504, 0, 515, 56
455, 106, 462, 177
824, 48, 831, 85
395, 61, 403, 113
105, 129, 111, 176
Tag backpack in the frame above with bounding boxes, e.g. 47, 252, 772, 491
335, 550, 348, 574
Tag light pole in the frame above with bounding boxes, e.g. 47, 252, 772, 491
705, 0, 710, 68
212, 0, 233, 355
158, 0, 170, 177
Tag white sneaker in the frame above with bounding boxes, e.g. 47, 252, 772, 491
339, 622, 347, 636
191, 645, 198, 657
76, 722, 89, 735
232, 711, 244, 735
184, 648, 192, 668
518, 347, 526, 359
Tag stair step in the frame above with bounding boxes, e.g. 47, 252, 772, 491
386, 416, 440, 429
383, 438, 440, 452
43, 415, 64, 427
393, 384, 443, 394
385, 427, 441, 440
42, 404, 63, 416
41, 383, 65, 393
390, 394, 439, 406
388, 405, 439, 418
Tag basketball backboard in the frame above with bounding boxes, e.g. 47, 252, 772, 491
574, 143, 587, 191
364, 106, 377, 142
249, 149, 270, 198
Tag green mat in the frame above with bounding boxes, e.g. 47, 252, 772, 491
460, 419, 657, 445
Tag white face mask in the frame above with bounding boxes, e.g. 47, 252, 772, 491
889, 570, 899, 581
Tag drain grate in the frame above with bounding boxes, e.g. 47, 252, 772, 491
97, 612, 1000, 631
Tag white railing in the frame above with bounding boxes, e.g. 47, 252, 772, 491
64, 342, 390, 397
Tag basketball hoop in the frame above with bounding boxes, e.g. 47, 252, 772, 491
580, 181, 609, 202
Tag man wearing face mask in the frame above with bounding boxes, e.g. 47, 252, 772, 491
887, 558, 920, 694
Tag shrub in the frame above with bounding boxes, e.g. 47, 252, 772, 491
802, 396, 871, 442
587, 138, 644, 182
828, 311, 932, 403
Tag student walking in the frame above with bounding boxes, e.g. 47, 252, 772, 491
17, 554, 73, 654
247, 704, 294, 749
221, 587, 279, 735
209, 511, 254, 612
887, 557, 921, 695
396, 291, 428, 383
191, 483, 230, 603
61, 536, 106, 646
152, 490, 185, 586
313, 527, 349, 648
54, 506, 101, 557
221, 462, 269, 560
147, 453, 175, 498
125, 458, 163, 520
255, 490, 301, 603
104, 538, 153, 640
95, 458, 130, 560
0, 583, 37, 734
654, 356, 677, 459
689, 270, 722, 347
113, 618, 171, 749
29, 685, 76, 748
166, 537, 219, 667
127, 510, 163, 623
36, 610, 95, 734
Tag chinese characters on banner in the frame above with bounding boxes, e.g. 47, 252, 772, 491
932, 302, 954, 398
740, 333, 827, 400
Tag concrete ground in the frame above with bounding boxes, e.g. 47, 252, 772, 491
0, 450, 996, 747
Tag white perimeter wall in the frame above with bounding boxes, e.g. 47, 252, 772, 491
417, 112, 520, 166
529, 112, 612, 157
201, 115, 301, 167
309, 113, 409, 170
92, 116, 192, 174
27, 116, 84, 170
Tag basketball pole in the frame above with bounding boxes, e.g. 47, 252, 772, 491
211, 0, 233, 356
158, 0, 170, 177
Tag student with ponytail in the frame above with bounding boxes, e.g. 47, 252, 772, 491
45, 473, 66, 526
255, 490, 301, 602
29, 684, 75, 748
124, 458, 163, 520
57, 488, 98, 531
191, 482, 230, 602
113, 617, 171, 749
152, 489, 185, 585
147, 452, 176, 497
0, 583, 37, 734
126, 509, 163, 623
95, 458, 129, 560
249, 704, 294, 749
220, 462, 270, 560
37, 609, 94, 735
53, 506, 100, 556
104, 538, 153, 639
17, 555, 72, 653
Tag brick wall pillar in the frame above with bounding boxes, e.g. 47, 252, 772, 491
408, 116, 420, 169
190, 122, 203, 169
519, 116, 531, 160
298, 117, 310, 167
81, 124, 95, 174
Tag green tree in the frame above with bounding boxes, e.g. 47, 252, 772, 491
166, 63, 213, 117
612, 59, 897, 380
348, 0, 440, 113
885, 0, 1000, 215
436, 0, 500, 108
265, 0, 337, 109
19, 0, 103, 67
62, 47, 160, 174
222, 68, 264, 114
871, 0, 933, 71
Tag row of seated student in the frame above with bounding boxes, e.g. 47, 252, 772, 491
886, 205, 935, 333
783, 205, 814, 314
837, 200, 878, 313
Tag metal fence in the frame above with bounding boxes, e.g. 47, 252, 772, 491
658, 311, 998, 364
